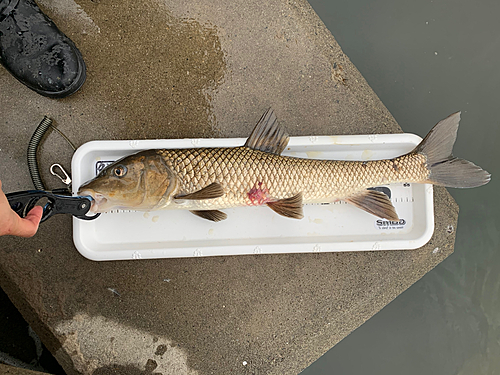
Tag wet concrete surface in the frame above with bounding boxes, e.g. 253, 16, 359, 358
0, 0, 458, 374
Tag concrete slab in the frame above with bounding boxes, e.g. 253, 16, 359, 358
0, 364, 51, 375
0, 0, 458, 374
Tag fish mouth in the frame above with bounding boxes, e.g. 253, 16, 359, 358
79, 189, 108, 214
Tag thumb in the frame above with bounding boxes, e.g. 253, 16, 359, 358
18, 206, 44, 237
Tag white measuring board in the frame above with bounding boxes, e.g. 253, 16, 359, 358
72, 134, 434, 261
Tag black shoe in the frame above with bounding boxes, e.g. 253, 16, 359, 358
0, 0, 86, 98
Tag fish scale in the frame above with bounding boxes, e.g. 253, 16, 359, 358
156, 147, 429, 210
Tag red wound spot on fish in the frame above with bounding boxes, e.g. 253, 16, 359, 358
247, 182, 270, 205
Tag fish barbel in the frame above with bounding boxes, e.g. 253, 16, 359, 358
78, 109, 490, 221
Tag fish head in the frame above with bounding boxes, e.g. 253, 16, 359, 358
78, 150, 177, 213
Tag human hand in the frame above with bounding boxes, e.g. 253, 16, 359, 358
0, 180, 43, 237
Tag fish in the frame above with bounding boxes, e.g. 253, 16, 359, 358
78, 108, 491, 222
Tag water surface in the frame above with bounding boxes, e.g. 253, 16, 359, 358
302, 0, 499, 374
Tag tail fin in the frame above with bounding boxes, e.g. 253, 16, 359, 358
413, 112, 491, 188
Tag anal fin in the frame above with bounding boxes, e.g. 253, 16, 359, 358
190, 210, 227, 222
175, 182, 224, 200
346, 190, 399, 220
266, 193, 303, 219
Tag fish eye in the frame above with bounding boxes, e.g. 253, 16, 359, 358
113, 165, 127, 177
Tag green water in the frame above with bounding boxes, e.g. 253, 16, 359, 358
301, 0, 500, 374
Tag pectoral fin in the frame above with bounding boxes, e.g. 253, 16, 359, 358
190, 210, 227, 222
174, 182, 224, 200
346, 190, 399, 220
266, 193, 303, 219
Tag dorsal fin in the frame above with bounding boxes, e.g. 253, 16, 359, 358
244, 108, 290, 155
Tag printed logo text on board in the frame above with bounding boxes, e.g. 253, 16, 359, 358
375, 218, 407, 230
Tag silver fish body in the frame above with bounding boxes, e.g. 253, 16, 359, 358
153, 147, 427, 209
78, 109, 490, 222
